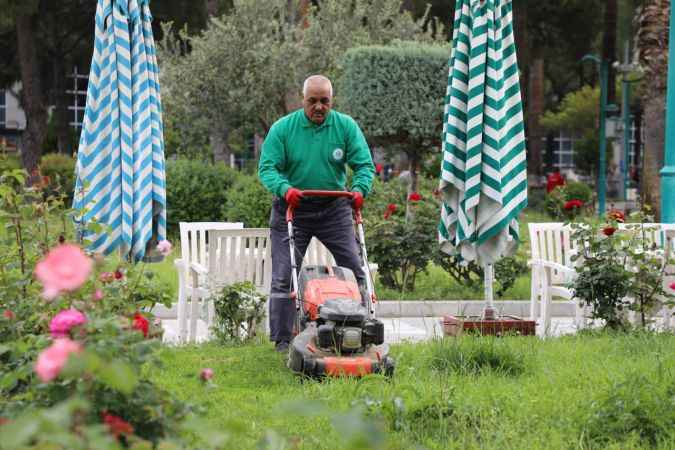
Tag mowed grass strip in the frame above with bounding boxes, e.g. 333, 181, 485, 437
147, 331, 675, 450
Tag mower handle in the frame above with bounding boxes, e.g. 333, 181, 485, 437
286, 190, 363, 224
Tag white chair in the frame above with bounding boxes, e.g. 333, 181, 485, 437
174, 222, 243, 343
188, 228, 272, 343
528, 222, 586, 336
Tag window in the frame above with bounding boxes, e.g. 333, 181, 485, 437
548, 131, 577, 170
0, 90, 6, 127
66, 67, 88, 129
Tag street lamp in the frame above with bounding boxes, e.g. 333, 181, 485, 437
661, 5, 675, 223
581, 54, 610, 216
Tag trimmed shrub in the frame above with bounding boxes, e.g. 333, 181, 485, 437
222, 174, 273, 227
165, 159, 239, 232
39, 153, 76, 201
338, 41, 449, 192
544, 181, 593, 220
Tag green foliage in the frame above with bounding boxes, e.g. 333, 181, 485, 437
339, 42, 448, 146
0, 167, 226, 449
39, 153, 76, 202
570, 210, 675, 330
338, 41, 448, 192
544, 182, 593, 220
165, 159, 240, 232
0, 153, 21, 173
211, 281, 267, 344
364, 178, 438, 292
158, 0, 431, 157
428, 336, 528, 376
540, 85, 619, 175
222, 174, 272, 228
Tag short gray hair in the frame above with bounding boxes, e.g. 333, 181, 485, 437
303, 75, 333, 97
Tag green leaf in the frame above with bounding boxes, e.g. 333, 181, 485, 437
98, 361, 138, 395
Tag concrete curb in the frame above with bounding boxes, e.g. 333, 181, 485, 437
152, 300, 575, 319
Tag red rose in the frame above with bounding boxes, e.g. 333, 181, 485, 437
383, 203, 397, 219
408, 192, 422, 202
602, 226, 616, 236
546, 172, 565, 193
607, 209, 625, 223
114, 270, 124, 280
563, 199, 584, 210
132, 313, 149, 338
3, 310, 14, 320
102, 412, 134, 438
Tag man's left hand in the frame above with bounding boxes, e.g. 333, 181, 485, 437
351, 191, 364, 210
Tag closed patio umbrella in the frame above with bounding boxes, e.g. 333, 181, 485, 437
73, 0, 166, 262
439, 0, 527, 316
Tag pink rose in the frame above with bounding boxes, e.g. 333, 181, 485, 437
92, 289, 104, 301
34, 338, 82, 382
156, 240, 172, 257
3, 310, 14, 320
49, 309, 87, 338
34, 244, 92, 300
670, 282, 675, 291
200, 368, 214, 381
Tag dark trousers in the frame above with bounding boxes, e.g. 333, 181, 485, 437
268, 197, 365, 343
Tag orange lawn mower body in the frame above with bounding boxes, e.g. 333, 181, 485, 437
285, 191, 394, 377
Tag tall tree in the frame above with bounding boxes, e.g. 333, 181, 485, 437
635, 0, 669, 217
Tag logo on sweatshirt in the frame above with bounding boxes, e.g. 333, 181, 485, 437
332, 148, 344, 161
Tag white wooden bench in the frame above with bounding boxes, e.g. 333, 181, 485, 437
174, 222, 243, 343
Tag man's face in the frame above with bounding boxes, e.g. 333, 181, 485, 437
303, 81, 332, 125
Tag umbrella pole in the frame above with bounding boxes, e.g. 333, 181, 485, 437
482, 264, 497, 320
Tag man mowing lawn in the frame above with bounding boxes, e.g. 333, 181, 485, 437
258, 75, 375, 353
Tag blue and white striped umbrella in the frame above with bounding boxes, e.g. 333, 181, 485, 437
73, 0, 166, 262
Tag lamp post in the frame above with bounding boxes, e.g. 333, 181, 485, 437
661, 4, 675, 223
582, 54, 609, 216
615, 42, 643, 203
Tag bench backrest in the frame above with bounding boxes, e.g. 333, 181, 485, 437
178, 222, 244, 277
206, 228, 272, 295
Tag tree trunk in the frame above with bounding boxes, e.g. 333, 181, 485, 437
16, 12, 47, 178
641, 97, 664, 218
527, 58, 545, 180
210, 126, 231, 165
603, 0, 618, 107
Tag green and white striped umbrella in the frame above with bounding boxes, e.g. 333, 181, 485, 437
439, 0, 527, 265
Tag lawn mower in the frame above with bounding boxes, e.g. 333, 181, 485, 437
285, 190, 395, 377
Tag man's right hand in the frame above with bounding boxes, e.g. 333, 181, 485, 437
284, 187, 304, 208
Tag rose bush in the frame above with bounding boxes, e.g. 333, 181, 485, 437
0, 169, 227, 448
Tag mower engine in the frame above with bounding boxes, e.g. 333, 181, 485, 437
316, 299, 384, 354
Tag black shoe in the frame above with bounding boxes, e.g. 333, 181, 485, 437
275, 341, 290, 353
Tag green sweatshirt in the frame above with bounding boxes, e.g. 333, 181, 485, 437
258, 109, 375, 197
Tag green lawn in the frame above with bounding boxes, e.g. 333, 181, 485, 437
148, 332, 675, 450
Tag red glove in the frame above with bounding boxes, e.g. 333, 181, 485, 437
284, 187, 304, 208
351, 191, 364, 210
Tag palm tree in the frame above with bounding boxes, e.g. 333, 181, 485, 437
635, 0, 669, 217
